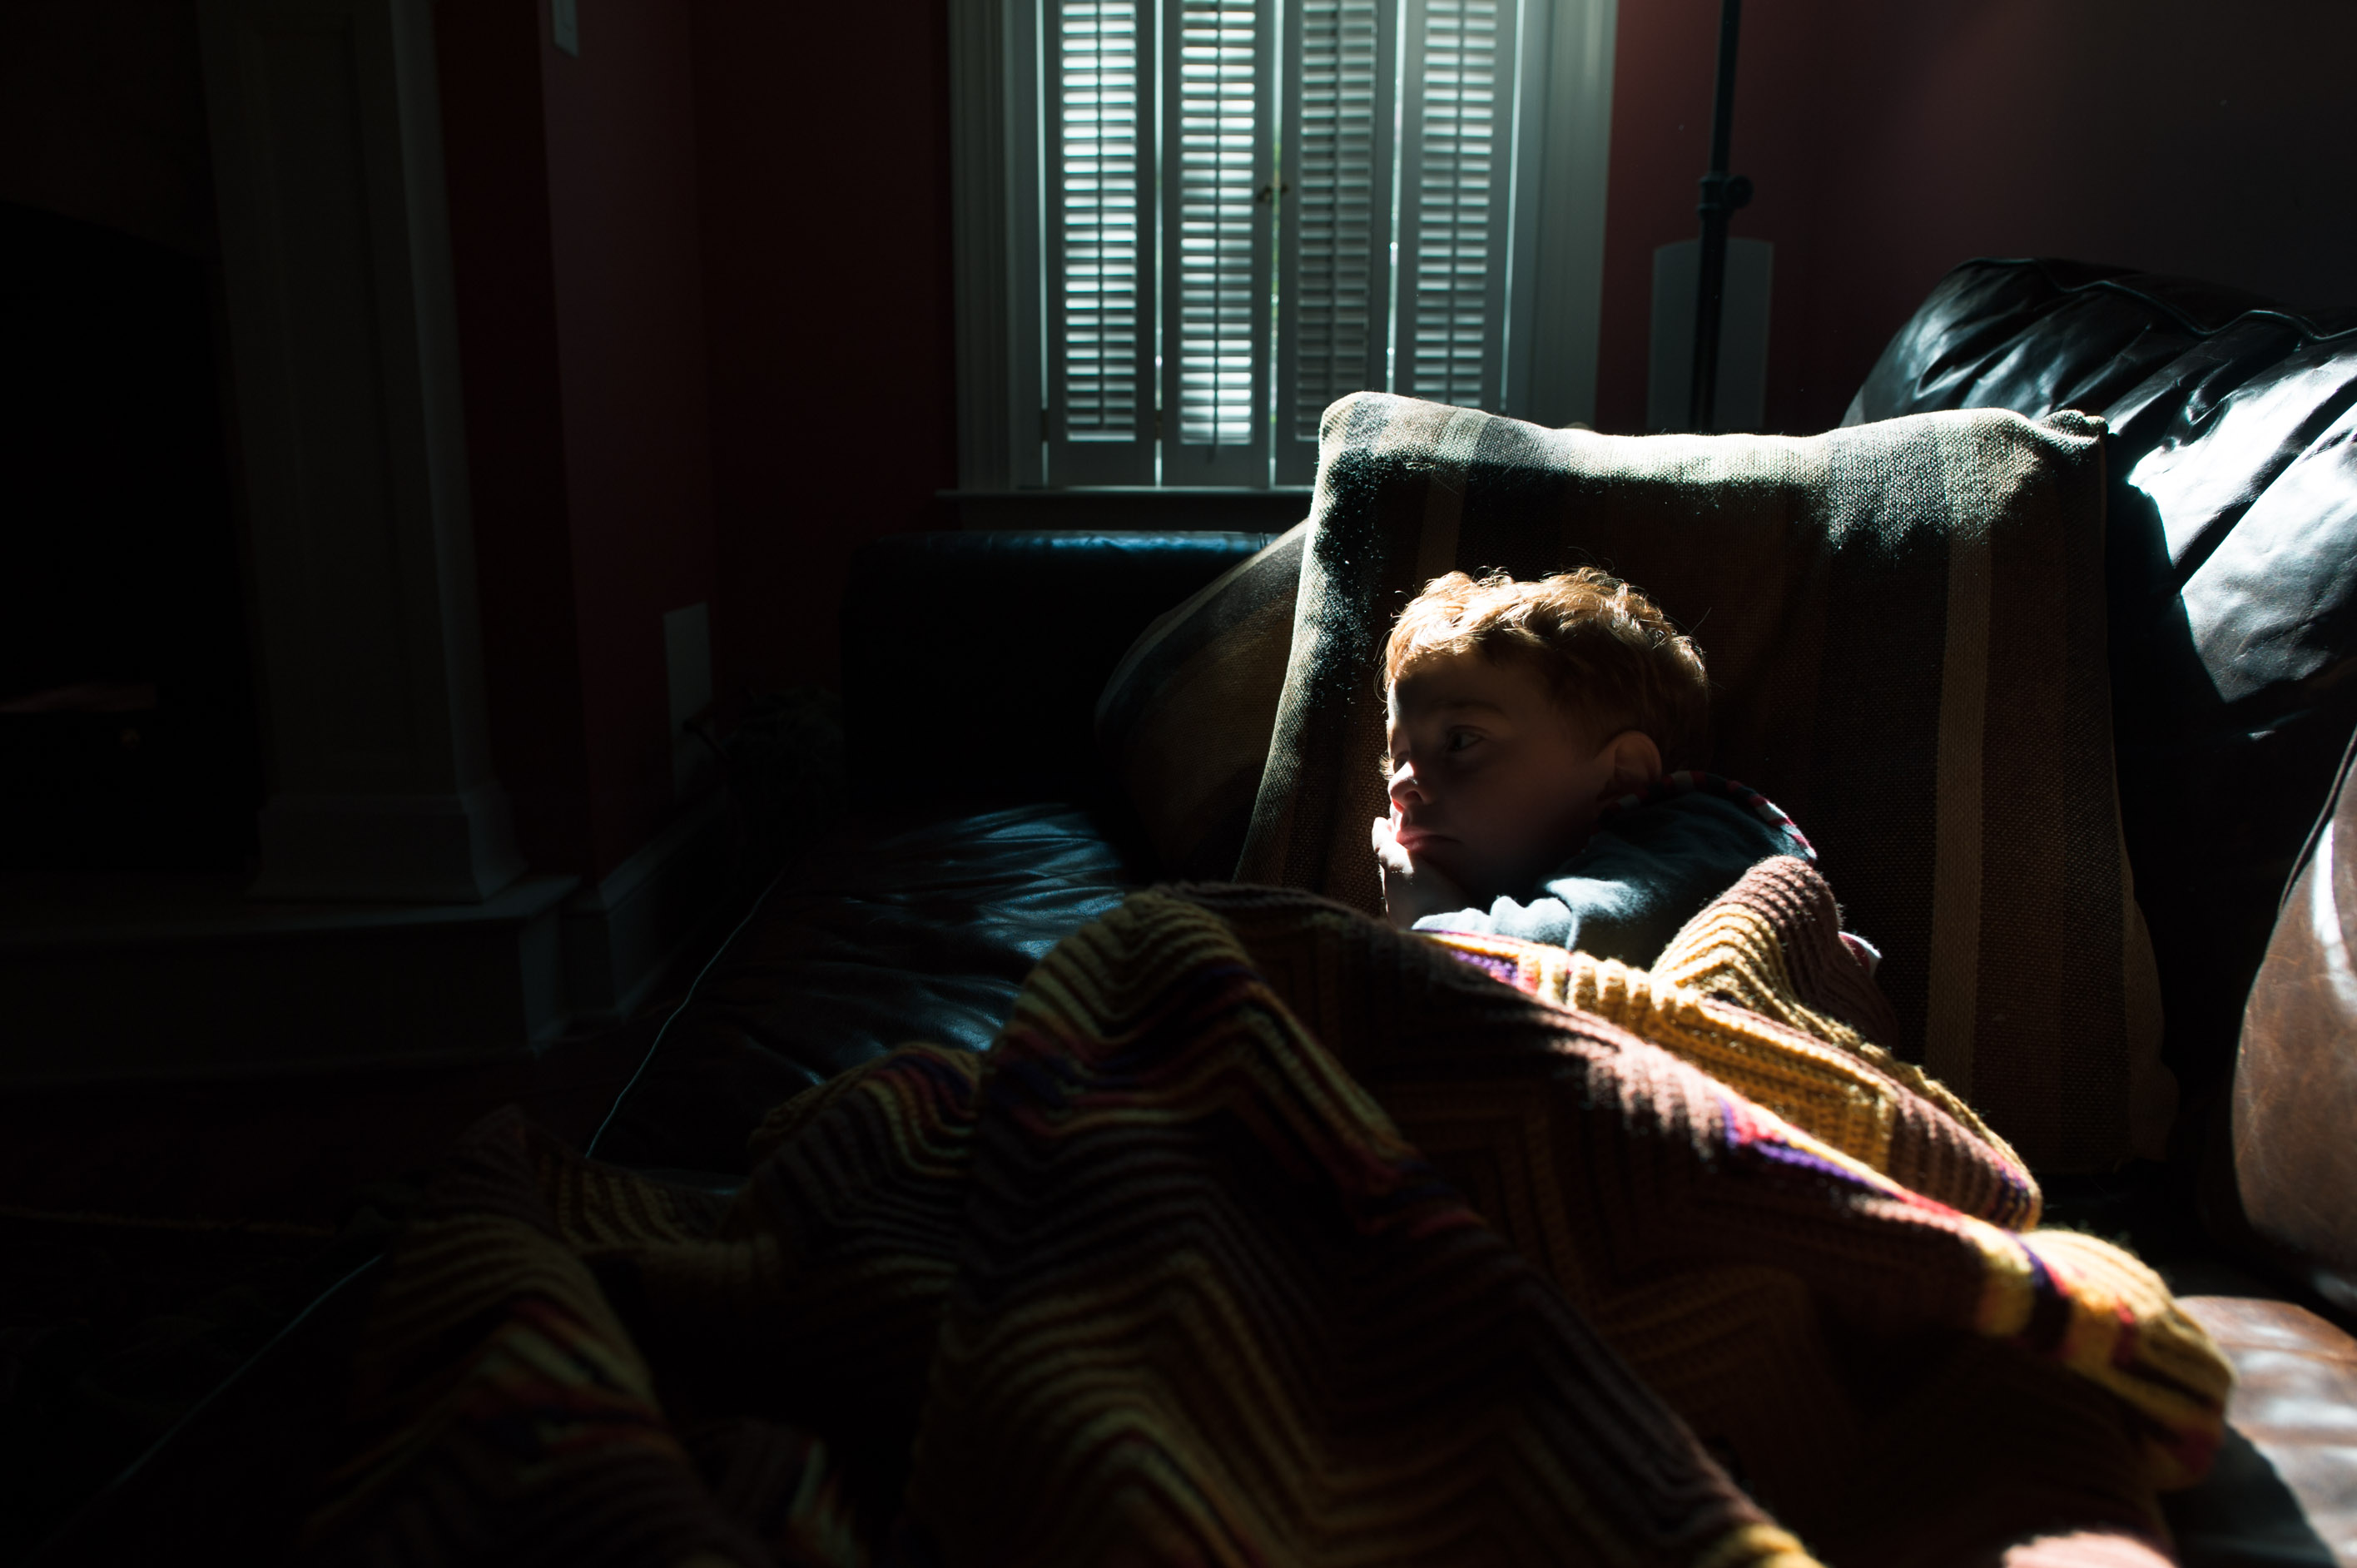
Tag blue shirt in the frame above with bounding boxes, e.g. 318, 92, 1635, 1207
1412, 773, 1814, 967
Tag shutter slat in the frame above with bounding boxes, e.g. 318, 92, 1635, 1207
1036, 0, 1536, 489
1396, 0, 1517, 413
1056, 1, 1145, 439
1045, 0, 1155, 484
1276, 0, 1392, 482
1166, 0, 1271, 470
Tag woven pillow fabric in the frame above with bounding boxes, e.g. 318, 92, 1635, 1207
1097, 521, 1306, 881
1236, 393, 2169, 1173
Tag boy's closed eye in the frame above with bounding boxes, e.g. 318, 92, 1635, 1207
1380, 729, 1487, 779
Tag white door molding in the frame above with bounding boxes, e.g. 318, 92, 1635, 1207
198, 0, 523, 901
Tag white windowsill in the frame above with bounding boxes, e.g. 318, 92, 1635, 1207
941, 486, 1314, 533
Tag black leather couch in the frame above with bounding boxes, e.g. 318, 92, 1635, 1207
33, 261, 2357, 1564
586, 529, 1282, 1178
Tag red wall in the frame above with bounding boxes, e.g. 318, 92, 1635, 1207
13, 0, 945, 883
437, 0, 592, 876
1596, 0, 2357, 436
439, 0, 719, 880
539, 0, 719, 876
444, 0, 955, 877
689, 0, 960, 697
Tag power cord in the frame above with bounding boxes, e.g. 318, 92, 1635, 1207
582, 865, 783, 1162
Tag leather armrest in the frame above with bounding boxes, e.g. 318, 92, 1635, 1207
2234, 727, 2357, 1312
841, 530, 1278, 806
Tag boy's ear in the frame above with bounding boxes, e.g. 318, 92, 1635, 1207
1600, 730, 1664, 796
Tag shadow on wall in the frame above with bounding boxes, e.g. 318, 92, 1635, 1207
690, 0, 960, 701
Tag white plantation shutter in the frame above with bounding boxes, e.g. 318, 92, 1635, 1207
1162, 0, 1275, 484
1275, 0, 1393, 484
1394, 0, 1521, 413
1019, 0, 1557, 490
1046, 0, 1156, 484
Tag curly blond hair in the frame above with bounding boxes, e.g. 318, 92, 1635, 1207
1382, 568, 1710, 768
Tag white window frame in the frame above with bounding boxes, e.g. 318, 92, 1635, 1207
947, 0, 1617, 492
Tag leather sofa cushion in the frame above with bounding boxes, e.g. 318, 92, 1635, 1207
1096, 522, 1306, 880
589, 801, 1144, 1176
1847, 259, 2357, 1109
2167, 1296, 2357, 1567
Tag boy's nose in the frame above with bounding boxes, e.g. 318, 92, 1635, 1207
1389, 766, 1430, 809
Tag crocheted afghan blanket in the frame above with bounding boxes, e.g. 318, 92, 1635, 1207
299, 868, 2227, 1568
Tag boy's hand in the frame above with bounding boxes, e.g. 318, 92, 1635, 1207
1372, 816, 1471, 930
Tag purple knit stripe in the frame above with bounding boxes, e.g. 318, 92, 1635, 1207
1717, 1092, 1973, 1221
1441, 947, 1526, 989
1739, 1127, 1878, 1188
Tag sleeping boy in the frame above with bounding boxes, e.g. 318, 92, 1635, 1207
1372, 567, 1819, 966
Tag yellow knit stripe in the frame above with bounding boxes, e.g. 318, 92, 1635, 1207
1422, 915, 2037, 1219
1652, 898, 2022, 1167
1420, 913, 2227, 1491
1962, 1223, 2234, 1490
1694, 1525, 1820, 1568
749, 1042, 985, 1170
355, 1208, 644, 1396
1564, 955, 1903, 1174
308, 1292, 685, 1546
1003, 895, 1422, 1167
1655, 898, 1850, 1039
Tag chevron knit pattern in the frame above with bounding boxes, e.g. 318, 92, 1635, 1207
1164, 886, 2227, 1539
1652, 857, 2020, 1169
1422, 856, 2037, 1227
1652, 855, 1903, 1047
300, 887, 2226, 1567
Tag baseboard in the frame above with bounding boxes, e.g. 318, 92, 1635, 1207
0, 793, 735, 1085
561, 791, 734, 1025
0, 872, 577, 1084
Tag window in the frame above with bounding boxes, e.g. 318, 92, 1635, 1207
949, 0, 1617, 490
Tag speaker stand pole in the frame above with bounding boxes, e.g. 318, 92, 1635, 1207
1689, 0, 1752, 433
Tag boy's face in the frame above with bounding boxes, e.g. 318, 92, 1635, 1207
1384, 648, 1626, 906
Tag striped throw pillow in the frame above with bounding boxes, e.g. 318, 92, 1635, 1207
1237, 394, 2169, 1174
